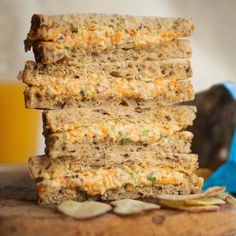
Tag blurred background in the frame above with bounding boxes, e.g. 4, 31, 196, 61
0, 0, 235, 163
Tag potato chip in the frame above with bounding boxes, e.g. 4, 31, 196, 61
225, 195, 236, 206
157, 186, 226, 201
219, 191, 229, 200
184, 197, 225, 206
57, 200, 112, 219
204, 186, 226, 197
158, 199, 219, 212
111, 199, 160, 215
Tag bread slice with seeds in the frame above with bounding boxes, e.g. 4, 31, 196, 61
43, 105, 196, 132
22, 58, 192, 86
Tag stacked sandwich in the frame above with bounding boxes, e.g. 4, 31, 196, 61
21, 14, 203, 205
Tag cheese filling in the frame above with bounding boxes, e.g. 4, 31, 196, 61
63, 122, 179, 144
41, 26, 179, 52
51, 165, 202, 195
37, 76, 181, 100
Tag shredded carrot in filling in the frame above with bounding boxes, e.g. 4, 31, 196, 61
160, 32, 179, 39
113, 32, 122, 42
88, 25, 96, 31
60, 166, 198, 195
55, 44, 63, 49
101, 127, 108, 138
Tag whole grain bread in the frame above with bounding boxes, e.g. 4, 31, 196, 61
43, 105, 196, 133
22, 58, 192, 85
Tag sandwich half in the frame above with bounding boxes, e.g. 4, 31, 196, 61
25, 14, 194, 63
43, 105, 196, 157
29, 154, 203, 205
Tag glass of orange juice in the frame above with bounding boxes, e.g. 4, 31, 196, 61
0, 82, 40, 164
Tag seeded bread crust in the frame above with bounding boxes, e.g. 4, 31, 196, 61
27, 14, 194, 41
22, 58, 192, 85
36, 177, 202, 205
25, 14, 194, 63
29, 40, 192, 64
24, 80, 194, 109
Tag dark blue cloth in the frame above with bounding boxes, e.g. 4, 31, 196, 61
203, 81, 236, 193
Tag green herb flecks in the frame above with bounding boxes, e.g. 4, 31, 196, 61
91, 90, 97, 97
128, 172, 135, 177
129, 85, 135, 90
147, 176, 156, 186
143, 130, 150, 137
63, 141, 68, 146
118, 131, 124, 137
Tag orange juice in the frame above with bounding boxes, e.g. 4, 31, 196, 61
0, 82, 39, 163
